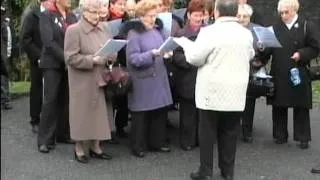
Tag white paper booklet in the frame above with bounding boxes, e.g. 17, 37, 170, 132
158, 37, 180, 53
253, 67, 272, 79
173, 36, 194, 49
157, 12, 172, 38
253, 26, 282, 48
95, 39, 127, 56
104, 19, 123, 37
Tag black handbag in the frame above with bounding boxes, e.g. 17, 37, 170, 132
309, 57, 320, 81
247, 76, 274, 98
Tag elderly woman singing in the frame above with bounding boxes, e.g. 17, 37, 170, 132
64, 0, 115, 163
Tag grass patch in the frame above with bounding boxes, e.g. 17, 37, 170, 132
9, 81, 30, 94
312, 80, 320, 105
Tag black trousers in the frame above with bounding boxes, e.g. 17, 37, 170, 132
179, 98, 198, 147
112, 94, 128, 130
38, 69, 70, 146
272, 106, 311, 142
198, 109, 241, 176
241, 97, 256, 138
29, 63, 43, 125
131, 108, 168, 151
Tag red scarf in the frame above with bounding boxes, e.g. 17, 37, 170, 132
48, 3, 72, 29
109, 8, 124, 20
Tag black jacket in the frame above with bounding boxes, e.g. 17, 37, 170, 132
39, 8, 77, 69
172, 24, 200, 100
260, 16, 320, 108
20, 2, 42, 65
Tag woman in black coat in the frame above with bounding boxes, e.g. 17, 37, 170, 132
37, 0, 77, 153
260, 0, 320, 149
172, 0, 205, 151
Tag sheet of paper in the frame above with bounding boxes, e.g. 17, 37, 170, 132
157, 12, 172, 38
173, 36, 194, 50
253, 26, 282, 48
95, 39, 127, 56
104, 19, 122, 37
172, 8, 186, 21
252, 67, 272, 79
158, 37, 180, 53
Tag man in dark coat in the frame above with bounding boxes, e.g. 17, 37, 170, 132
260, 0, 320, 149
20, 0, 49, 133
37, 0, 77, 153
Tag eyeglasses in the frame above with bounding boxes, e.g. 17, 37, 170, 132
279, 10, 290, 15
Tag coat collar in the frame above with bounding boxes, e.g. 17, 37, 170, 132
80, 18, 104, 34
215, 17, 238, 24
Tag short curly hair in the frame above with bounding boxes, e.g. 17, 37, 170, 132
135, 0, 158, 17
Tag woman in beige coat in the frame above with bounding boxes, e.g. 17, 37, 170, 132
64, 0, 115, 163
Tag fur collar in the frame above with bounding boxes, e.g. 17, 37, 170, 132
118, 18, 163, 38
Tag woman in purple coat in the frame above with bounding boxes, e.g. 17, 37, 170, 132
125, 0, 173, 158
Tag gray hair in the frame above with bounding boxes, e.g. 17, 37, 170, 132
82, 0, 101, 10
238, 3, 253, 17
215, 0, 238, 17
277, 0, 300, 12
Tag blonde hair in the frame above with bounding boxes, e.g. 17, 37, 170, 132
238, 3, 253, 16
277, 0, 300, 12
135, 0, 158, 17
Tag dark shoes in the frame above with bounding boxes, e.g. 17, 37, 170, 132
311, 164, 320, 174
31, 125, 39, 134
74, 151, 89, 164
132, 150, 145, 158
89, 150, 112, 160
221, 170, 234, 180
181, 145, 193, 151
242, 136, 253, 144
190, 171, 212, 180
274, 138, 288, 144
38, 145, 50, 153
150, 146, 171, 152
299, 141, 309, 149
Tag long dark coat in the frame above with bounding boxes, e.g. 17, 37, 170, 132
262, 16, 320, 108
20, 2, 42, 65
172, 24, 200, 101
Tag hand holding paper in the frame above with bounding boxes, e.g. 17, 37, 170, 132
158, 37, 180, 53
253, 26, 282, 48
95, 39, 127, 57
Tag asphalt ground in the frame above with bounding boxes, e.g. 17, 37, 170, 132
1, 97, 320, 180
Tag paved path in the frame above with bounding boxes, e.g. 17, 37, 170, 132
1, 97, 320, 180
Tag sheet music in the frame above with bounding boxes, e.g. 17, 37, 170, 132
157, 12, 172, 38
253, 26, 282, 48
95, 39, 127, 56
104, 19, 123, 37
173, 36, 194, 49
158, 37, 180, 53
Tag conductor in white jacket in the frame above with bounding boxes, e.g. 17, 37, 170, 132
177, 0, 255, 179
